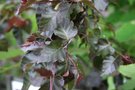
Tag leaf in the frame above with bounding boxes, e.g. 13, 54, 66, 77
35, 3, 56, 34
22, 74, 31, 90
55, 61, 67, 75
107, 10, 135, 23
119, 79, 135, 90
54, 18, 78, 40
97, 44, 115, 56
115, 22, 135, 42
39, 76, 64, 90
22, 67, 46, 90
5, 31, 17, 46
76, 70, 102, 90
21, 57, 32, 71
21, 34, 49, 52
28, 70, 46, 86
0, 63, 20, 73
97, 38, 115, 56
24, 47, 65, 63
0, 48, 23, 60
82, 0, 100, 14
53, 77, 65, 90
94, 0, 108, 14
128, 0, 135, 5
107, 76, 116, 90
0, 38, 8, 51
21, 40, 45, 53
128, 45, 135, 57
36, 2, 70, 38
39, 82, 50, 90
101, 56, 116, 76
119, 64, 135, 79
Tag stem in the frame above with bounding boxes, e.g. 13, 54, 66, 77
116, 51, 133, 64
50, 76, 54, 90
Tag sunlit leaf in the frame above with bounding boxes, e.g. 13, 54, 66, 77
119, 64, 135, 78
120, 79, 135, 90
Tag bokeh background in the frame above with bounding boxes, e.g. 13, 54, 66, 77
0, 0, 135, 90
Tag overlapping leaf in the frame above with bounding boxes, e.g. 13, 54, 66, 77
36, 2, 70, 38
119, 64, 135, 90
53, 77, 65, 90
28, 70, 46, 86
97, 44, 115, 56
101, 56, 116, 76
119, 64, 135, 78
21, 46, 66, 70
54, 18, 78, 40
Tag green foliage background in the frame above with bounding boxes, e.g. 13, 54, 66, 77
0, 0, 135, 90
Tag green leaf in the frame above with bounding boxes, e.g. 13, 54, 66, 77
0, 38, 8, 51
54, 18, 77, 40
22, 12, 38, 33
107, 10, 135, 23
120, 79, 135, 90
119, 64, 135, 78
5, 31, 17, 46
107, 76, 115, 90
0, 48, 23, 60
128, 0, 135, 5
115, 22, 135, 42
128, 45, 135, 57
0, 63, 20, 73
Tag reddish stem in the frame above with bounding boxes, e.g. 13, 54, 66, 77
121, 55, 133, 64
50, 76, 54, 90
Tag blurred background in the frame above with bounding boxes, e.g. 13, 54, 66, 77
0, 0, 135, 90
